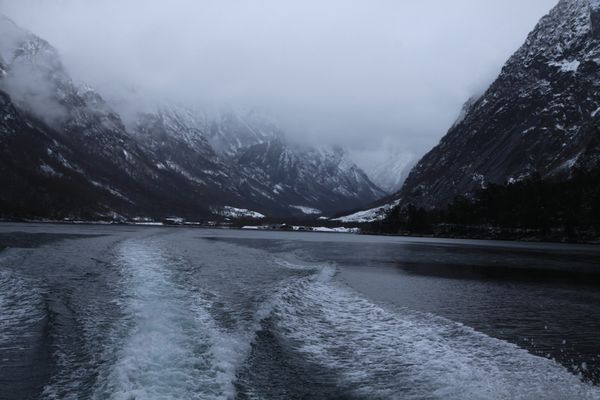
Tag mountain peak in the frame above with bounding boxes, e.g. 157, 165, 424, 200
0, 15, 59, 68
394, 0, 600, 209
516, 0, 598, 61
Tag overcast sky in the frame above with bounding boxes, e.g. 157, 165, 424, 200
0, 0, 557, 158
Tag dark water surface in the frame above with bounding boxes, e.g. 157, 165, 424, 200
0, 223, 599, 399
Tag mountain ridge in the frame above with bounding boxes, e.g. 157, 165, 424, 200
385, 0, 600, 212
335, 0, 600, 223
0, 15, 384, 220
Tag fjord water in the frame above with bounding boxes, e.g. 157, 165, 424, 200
1, 224, 600, 400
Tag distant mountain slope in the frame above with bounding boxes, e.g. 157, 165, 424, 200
237, 140, 385, 214
0, 15, 383, 220
134, 106, 385, 216
206, 109, 282, 158
397, 0, 600, 208
0, 16, 228, 219
358, 150, 415, 193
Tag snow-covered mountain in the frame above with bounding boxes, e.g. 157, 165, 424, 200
236, 140, 385, 213
206, 109, 283, 158
0, 15, 384, 220
356, 150, 415, 194
0, 15, 189, 219
132, 105, 386, 216
395, 0, 600, 209
335, 0, 600, 222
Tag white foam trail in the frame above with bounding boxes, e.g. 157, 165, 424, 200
272, 265, 600, 400
92, 240, 244, 400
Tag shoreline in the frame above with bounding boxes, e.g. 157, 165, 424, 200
1, 219, 599, 246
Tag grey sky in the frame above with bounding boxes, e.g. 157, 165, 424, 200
0, 0, 557, 156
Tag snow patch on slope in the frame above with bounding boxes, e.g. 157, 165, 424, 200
549, 59, 580, 72
333, 199, 401, 223
217, 206, 266, 219
290, 205, 322, 215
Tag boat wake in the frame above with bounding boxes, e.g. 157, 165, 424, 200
263, 263, 600, 400
91, 240, 251, 400
15, 236, 597, 400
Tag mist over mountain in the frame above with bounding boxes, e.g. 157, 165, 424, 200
336, 0, 600, 231
2, 0, 587, 225
336, 0, 600, 243
4, 4, 600, 400
0, 0, 557, 168
0, 16, 384, 220
352, 146, 415, 194
398, 0, 600, 209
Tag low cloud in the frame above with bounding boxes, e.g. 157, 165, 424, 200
0, 0, 557, 158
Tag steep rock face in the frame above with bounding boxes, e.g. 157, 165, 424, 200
0, 16, 159, 185
132, 108, 274, 214
237, 140, 385, 214
398, 0, 600, 208
0, 17, 218, 218
134, 107, 225, 185
592, 0, 600, 38
134, 106, 386, 216
0, 18, 138, 217
0, 89, 130, 218
207, 110, 282, 157
0, 90, 18, 136
0, 86, 225, 219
